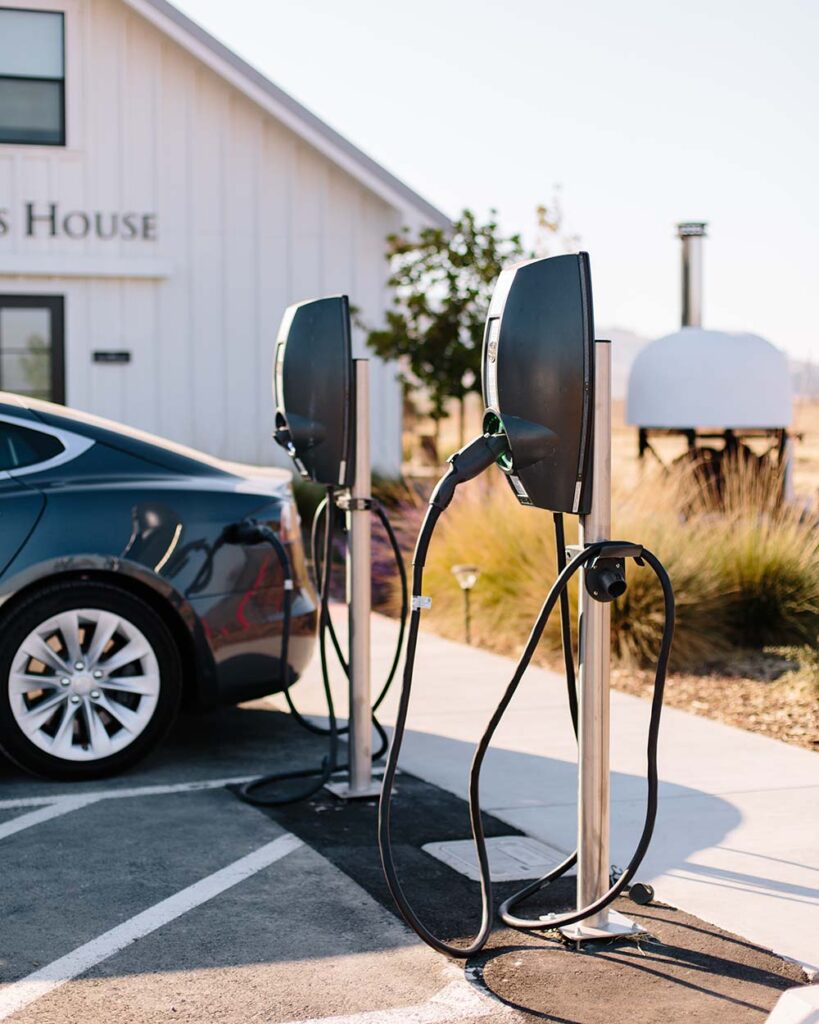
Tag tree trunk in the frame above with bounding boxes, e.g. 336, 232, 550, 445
458, 396, 466, 449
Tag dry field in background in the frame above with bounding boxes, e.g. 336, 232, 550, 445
429, 395, 819, 502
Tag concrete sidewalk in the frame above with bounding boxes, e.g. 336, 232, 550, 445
286, 610, 819, 975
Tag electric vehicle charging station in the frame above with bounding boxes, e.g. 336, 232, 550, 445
273, 295, 356, 490
378, 252, 675, 956
484, 254, 640, 940
271, 295, 406, 801
256, 256, 672, 952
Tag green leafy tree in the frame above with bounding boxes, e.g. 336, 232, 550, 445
366, 209, 524, 450
367, 198, 574, 452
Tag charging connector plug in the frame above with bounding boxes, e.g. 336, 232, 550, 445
430, 432, 510, 512
221, 519, 271, 546
585, 557, 627, 603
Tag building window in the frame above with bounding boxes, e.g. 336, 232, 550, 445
0, 9, 65, 146
0, 295, 65, 402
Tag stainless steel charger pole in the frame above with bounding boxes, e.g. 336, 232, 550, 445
328, 358, 380, 799
561, 339, 641, 940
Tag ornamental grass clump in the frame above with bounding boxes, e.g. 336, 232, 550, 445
716, 513, 819, 649
399, 459, 818, 674
609, 476, 730, 668
685, 454, 819, 652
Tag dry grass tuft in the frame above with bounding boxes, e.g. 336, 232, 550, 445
406, 463, 818, 674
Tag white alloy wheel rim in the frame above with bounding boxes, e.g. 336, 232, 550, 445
8, 607, 161, 762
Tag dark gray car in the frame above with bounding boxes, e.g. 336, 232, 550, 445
0, 393, 316, 780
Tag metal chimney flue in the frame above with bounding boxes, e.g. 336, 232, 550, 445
677, 221, 707, 328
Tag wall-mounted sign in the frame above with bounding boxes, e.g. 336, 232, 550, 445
0, 203, 157, 241
93, 351, 131, 364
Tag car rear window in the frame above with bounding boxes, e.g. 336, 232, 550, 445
0, 422, 63, 471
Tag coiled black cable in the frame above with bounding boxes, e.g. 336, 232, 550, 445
378, 475, 674, 957
496, 544, 673, 932
237, 490, 409, 805
282, 495, 409, 762
237, 490, 340, 806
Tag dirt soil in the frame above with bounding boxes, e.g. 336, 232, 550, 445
477, 898, 808, 1023
613, 664, 819, 751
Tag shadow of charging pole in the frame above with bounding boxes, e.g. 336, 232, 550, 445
561, 340, 643, 941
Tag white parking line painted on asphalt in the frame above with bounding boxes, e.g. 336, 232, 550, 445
0, 832, 303, 1020
279, 977, 512, 1024
0, 776, 261, 839
0, 775, 257, 811
0, 796, 101, 841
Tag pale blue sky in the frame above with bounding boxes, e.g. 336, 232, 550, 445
175, 0, 817, 359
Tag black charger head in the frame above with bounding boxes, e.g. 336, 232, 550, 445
273, 295, 355, 488
481, 253, 595, 514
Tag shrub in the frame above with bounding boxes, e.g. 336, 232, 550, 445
713, 512, 819, 649
684, 454, 819, 651
609, 485, 731, 668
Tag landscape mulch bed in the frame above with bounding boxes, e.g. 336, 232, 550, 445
613, 666, 819, 751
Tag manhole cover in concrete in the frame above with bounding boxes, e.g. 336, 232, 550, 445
422, 835, 573, 881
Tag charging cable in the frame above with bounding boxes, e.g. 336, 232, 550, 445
229, 489, 409, 806
377, 431, 675, 957
279, 496, 408, 764
226, 502, 339, 806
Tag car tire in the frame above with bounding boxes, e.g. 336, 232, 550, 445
0, 581, 182, 780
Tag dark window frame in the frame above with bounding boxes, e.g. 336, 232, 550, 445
0, 7, 66, 147
0, 294, 65, 404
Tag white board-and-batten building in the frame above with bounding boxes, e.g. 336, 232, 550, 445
0, 0, 448, 473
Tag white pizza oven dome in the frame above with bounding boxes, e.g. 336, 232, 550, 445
627, 327, 792, 429
626, 221, 793, 431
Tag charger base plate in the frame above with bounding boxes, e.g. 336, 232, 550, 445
325, 769, 384, 801
559, 910, 645, 942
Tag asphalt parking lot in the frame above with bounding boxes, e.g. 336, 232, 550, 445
0, 695, 809, 1024
0, 702, 527, 1024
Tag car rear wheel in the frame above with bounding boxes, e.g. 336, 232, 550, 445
0, 581, 182, 780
